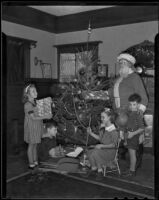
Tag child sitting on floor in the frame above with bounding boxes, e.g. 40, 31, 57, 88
86, 108, 119, 180
38, 120, 64, 162
123, 93, 145, 177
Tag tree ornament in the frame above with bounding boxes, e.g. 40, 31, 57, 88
77, 90, 82, 94
52, 102, 56, 108
71, 84, 75, 89
136, 67, 143, 74
115, 112, 128, 127
74, 126, 78, 133
74, 97, 79, 102
86, 82, 89, 86
60, 84, 68, 90
73, 78, 78, 83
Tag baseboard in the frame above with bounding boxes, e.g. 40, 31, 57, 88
143, 147, 153, 155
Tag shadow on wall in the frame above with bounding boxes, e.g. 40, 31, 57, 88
7, 120, 27, 155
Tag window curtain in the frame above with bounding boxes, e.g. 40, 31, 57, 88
60, 53, 76, 82
59, 50, 97, 82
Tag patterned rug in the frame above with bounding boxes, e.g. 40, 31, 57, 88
6, 170, 154, 199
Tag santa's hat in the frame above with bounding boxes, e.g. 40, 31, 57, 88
117, 53, 136, 65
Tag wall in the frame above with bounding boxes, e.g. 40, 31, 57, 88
2, 19, 157, 149
2, 20, 58, 148
2, 20, 57, 78
2, 20, 158, 77
55, 21, 158, 76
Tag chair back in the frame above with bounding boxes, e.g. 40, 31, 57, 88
102, 136, 121, 176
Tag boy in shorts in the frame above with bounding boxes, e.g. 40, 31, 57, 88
123, 93, 145, 177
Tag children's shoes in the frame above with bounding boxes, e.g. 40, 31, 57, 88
28, 164, 35, 170
95, 171, 103, 181
34, 161, 39, 166
122, 170, 136, 177
88, 170, 97, 177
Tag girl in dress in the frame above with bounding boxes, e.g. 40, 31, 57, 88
86, 108, 119, 180
22, 84, 52, 169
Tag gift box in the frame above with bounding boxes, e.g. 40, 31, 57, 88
82, 90, 109, 100
36, 97, 52, 117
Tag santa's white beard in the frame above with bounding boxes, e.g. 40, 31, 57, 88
119, 67, 133, 78
119, 70, 129, 78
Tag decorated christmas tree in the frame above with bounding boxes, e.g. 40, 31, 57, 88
50, 21, 113, 146
51, 79, 112, 146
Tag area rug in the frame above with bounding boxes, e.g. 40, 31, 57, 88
6, 170, 154, 199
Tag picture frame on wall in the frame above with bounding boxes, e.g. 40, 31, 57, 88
98, 64, 108, 77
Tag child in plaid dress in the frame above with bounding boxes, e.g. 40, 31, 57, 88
22, 84, 52, 169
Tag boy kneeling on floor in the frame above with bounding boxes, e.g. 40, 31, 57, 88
122, 93, 145, 177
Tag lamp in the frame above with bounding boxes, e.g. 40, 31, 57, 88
34, 56, 42, 66
136, 66, 143, 74
34, 57, 52, 78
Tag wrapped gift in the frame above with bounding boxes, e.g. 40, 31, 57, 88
82, 90, 109, 100
36, 97, 52, 117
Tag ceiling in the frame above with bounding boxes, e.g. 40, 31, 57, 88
29, 5, 115, 16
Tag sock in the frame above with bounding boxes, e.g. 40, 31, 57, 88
91, 167, 97, 171
34, 161, 38, 165
130, 168, 135, 172
98, 168, 103, 173
29, 164, 35, 167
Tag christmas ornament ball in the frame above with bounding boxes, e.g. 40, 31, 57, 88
115, 112, 128, 127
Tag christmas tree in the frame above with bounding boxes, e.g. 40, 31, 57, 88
51, 76, 112, 146
50, 21, 113, 146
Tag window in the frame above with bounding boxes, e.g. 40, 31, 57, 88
54, 41, 102, 82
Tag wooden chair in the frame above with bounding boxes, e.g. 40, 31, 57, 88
103, 138, 121, 176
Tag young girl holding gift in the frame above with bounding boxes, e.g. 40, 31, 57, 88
22, 84, 52, 169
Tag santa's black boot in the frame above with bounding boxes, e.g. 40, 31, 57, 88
136, 143, 144, 170
119, 140, 128, 160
